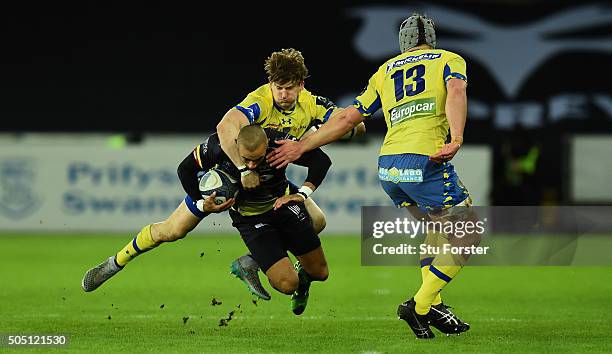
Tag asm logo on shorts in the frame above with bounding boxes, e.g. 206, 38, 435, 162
379, 167, 423, 183
389, 98, 436, 127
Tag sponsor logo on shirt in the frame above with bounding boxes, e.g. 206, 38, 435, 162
389, 98, 436, 126
386, 53, 441, 73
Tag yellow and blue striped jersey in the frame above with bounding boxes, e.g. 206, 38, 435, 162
235, 84, 338, 139
354, 49, 467, 156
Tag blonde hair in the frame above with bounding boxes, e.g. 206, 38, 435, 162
264, 48, 309, 85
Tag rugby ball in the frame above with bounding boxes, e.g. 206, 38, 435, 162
199, 168, 239, 205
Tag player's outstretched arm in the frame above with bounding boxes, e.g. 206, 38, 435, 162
268, 107, 364, 168
217, 109, 260, 189
300, 113, 366, 142
328, 109, 367, 140
217, 109, 249, 166
430, 78, 467, 163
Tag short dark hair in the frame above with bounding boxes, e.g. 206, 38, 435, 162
237, 125, 267, 151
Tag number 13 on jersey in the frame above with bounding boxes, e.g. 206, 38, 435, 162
391, 64, 426, 101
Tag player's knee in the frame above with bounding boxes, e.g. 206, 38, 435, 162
302, 261, 329, 281
157, 223, 189, 242
311, 213, 327, 234
305, 200, 327, 234
271, 273, 299, 295
434, 201, 482, 248
168, 227, 189, 241
465, 230, 482, 248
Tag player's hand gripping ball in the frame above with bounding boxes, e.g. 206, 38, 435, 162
199, 168, 239, 205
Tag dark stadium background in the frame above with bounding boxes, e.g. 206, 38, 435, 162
1, 0, 610, 205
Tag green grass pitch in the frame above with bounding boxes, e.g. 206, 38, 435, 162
1, 233, 611, 353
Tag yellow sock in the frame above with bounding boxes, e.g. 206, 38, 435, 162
419, 232, 444, 305
115, 224, 159, 267
421, 265, 443, 306
414, 250, 463, 315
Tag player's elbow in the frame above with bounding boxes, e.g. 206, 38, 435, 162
312, 213, 326, 234
216, 119, 229, 137
320, 154, 332, 175
176, 164, 185, 182
344, 107, 365, 129
216, 109, 241, 138
177, 155, 194, 182
446, 78, 467, 97
447, 86, 467, 100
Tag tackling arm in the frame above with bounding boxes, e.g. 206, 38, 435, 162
268, 107, 365, 168
216, 109, 261, 189
301, 107, 365, 151
216, 109, 250, 168
306, 108, 366, 141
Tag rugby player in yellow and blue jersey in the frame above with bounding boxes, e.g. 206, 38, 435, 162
268, 14, 479, 338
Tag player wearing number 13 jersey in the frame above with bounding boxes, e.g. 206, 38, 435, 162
355, 36, 471, 212
356, 47, 466, 158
